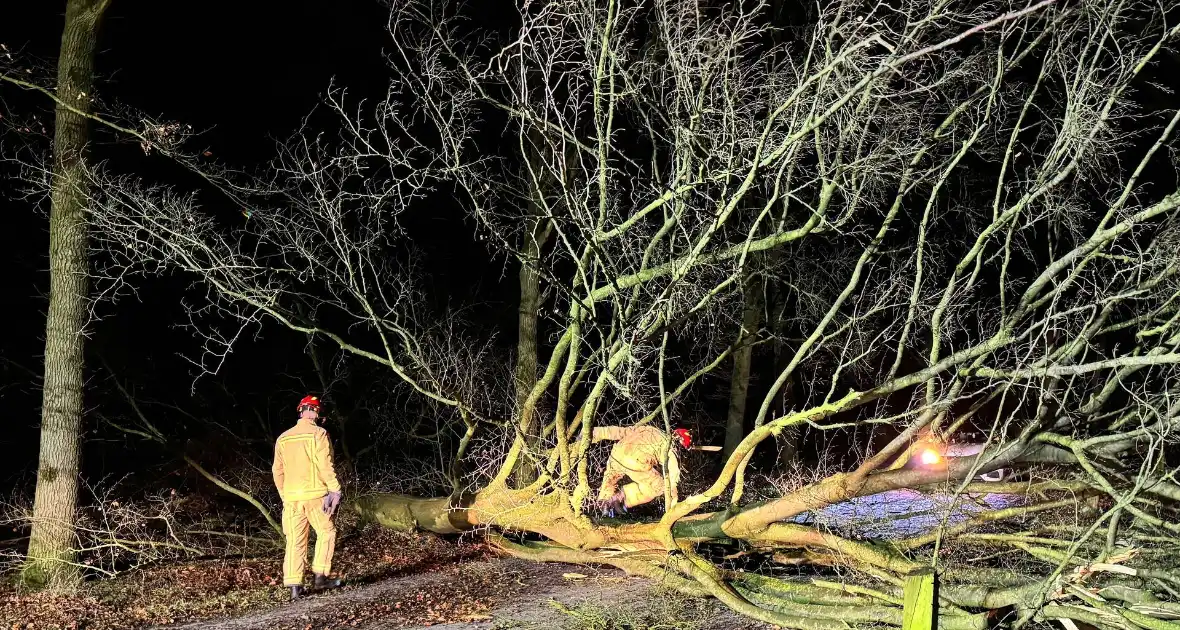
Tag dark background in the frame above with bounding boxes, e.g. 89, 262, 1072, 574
9, 1, 1167, 499
0, 0, 521, 490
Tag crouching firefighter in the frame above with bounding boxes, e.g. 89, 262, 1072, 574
272, 395, 344, 600
590, 425, 691, 517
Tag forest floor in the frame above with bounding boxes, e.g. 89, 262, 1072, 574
1, 489, 1022, 629
164, 558, 766, 630
1, 525, 765, 630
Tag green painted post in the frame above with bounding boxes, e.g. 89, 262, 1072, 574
903, 567, 938, 630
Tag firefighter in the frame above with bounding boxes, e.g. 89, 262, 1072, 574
590, 424, 691, 516
272, 395, 344, 600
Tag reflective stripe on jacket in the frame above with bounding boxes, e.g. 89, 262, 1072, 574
272, 418, 341, 503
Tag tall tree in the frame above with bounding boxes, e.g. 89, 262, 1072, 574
723, 274, 762, 462
21, 0, 111, 590
765, 254, 800, 465
511, 207, 551, 485
511, 127, 560, 485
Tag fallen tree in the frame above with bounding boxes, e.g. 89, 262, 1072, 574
23, 0, 1180, 626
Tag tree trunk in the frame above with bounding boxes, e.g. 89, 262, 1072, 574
512, 212, 549, 485
22, 0, 109, 591
766, 252, 799, 465
349, 471, 1071, 630
723, 276, 763, 462
772, 343, 800, 464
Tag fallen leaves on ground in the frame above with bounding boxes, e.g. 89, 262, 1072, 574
259, 562, 523, 630
0, 525, 497, 629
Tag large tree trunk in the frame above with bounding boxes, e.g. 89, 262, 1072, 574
766, 251, 800, 465
723, 275, 763, 462
351, 458, 1087, 630
511, 125, 557, 487
512, 212, 549, 485
22, 0, 110, 591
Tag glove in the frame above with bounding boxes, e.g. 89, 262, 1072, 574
322, 491, 342, 516
595, 492, 627, 518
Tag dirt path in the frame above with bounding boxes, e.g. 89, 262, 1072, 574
160, 558, 768, 630
390, 561, 769, 630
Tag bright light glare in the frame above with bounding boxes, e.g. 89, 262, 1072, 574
919, 448, 943, 466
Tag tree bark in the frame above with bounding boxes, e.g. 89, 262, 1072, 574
351, 472, 1085, 630
766, 252, 800, 465
512, 199, 551, 486
723, 275, 763, 462
22, 0, 110, 591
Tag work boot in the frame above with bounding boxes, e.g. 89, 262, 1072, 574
314, 574, 343, 591
290, 585, 305, 601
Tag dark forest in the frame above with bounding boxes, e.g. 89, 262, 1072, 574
2, 1, 1179, 628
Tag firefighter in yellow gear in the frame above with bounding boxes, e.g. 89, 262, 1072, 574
590, 425, 691, 516
272, 395, 343, 600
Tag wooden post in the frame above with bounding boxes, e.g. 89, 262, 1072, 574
904, 567, 938, 630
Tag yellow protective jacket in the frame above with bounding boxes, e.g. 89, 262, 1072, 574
272, 418, 341, 503
592, 425, 681, 503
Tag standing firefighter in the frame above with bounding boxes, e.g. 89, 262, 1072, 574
272, 395, 344, 600
591, 425, 691, 516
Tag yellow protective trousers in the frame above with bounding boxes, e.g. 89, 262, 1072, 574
281, 497, 336, 586
598, 459, 667, 508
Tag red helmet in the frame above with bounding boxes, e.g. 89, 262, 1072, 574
672, 428, 692, 449
297, 395, 321, 414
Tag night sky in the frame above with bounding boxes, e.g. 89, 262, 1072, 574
0, 1, 519, 488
